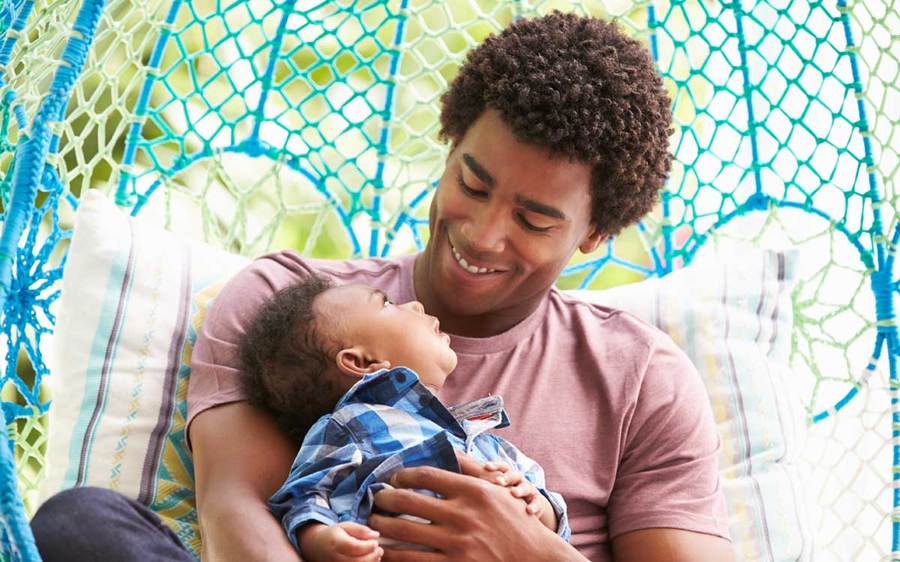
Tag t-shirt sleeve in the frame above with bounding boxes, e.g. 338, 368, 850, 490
185, 255, 309, 449
606, 335, 731, 541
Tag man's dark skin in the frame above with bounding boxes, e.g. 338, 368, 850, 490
190, 110, 734, 561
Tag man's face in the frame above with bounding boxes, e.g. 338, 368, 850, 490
418, 110, 604, 332
316, 285, 458, 391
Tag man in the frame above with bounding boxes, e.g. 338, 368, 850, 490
33, 12, 732, 562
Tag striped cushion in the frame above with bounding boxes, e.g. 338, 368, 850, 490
41, 191, 249, 556
570, 247, 811, 561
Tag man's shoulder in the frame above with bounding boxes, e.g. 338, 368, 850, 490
547, 288, 669, 345
253, 250, 408, 282
215, 251, 414, 307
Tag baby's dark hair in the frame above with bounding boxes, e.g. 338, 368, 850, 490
238, 275, 346, 440
440, 12, 673, 237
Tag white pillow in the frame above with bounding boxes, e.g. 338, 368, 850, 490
44, 190, 810, 560
43, 190, 249, 556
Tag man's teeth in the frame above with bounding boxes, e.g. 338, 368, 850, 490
452, 246, 497, 274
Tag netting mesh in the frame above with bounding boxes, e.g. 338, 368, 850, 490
0, 0, 897, 560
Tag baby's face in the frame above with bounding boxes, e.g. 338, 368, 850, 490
315, 285, 458, 391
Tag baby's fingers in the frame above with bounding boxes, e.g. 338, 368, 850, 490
509, 480, 536, 500
525, 494, 544, 516
336, 546, 384, 562
484, 461, 510, 473
493, 467, 523, 487
502, 469, 524, 487
338, 521, 380, 541
334, 537, 380, 558
333, 526, 380, 557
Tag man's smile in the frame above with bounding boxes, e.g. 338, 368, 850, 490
448, 238, 508, 277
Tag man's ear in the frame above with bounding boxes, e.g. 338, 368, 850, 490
335, 347, 391, 378
446, 138, 460, 157
579, 225, 607, 254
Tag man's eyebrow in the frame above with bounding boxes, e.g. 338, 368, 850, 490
462, 152, 566, 220
462, 153, 495, 187
515, 195, 567, 221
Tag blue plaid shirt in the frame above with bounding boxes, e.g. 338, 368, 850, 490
269, 367, 570, 551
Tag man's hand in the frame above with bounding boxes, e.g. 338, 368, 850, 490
299, 522, 384, 562
368, 452, 586, 562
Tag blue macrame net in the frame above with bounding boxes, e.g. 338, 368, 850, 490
0, 0, 897, 560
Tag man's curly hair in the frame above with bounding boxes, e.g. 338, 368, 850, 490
238, 276, 346, 440
440, 12, 672, 236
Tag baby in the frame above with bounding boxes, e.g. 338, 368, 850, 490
238, 275, 568, 561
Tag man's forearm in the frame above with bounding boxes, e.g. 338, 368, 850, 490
200, 498, 300, 562
537, 527, 589, 562
190, 402, 302, 562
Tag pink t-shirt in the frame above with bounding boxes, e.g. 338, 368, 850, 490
188, 251, 730, 561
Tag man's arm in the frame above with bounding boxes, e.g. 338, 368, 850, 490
191, 401, 301, 562
612, 528, 734, 562
368, 455, 587, 562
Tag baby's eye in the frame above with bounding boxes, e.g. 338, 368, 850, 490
383, 297, 393, 307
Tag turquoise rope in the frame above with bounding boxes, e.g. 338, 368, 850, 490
249, 0, 299, 145
887, 223, 900, 557
380, 184, 431, 256
732, 0, 764, 200
0, 0, 108, 557
810, 333, 884, 424
0, 0, 33, 68
685, 194, 874, 271
644, 2, 668, 277
0, 0, 107, 307
836, 0, 885, 271
370, 0, 409, 257
115, 0, 184, 207
834, 0, 897, 550
122, 0, 382, 256
0, 1, 895, 558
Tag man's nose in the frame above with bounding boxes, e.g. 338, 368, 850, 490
462, 207, 507, 254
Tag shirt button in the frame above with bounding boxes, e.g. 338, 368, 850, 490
395, 372, 406, 383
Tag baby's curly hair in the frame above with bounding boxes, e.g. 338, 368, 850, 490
440, 12, 672, 236
238, 276, 346, 440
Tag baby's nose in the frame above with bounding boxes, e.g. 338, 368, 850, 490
405, 300, 425, 314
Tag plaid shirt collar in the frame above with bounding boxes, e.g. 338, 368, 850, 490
336, 367, 510, 439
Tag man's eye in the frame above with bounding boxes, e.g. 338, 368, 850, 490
517, 214, 552, 233
457, 176, 487, 198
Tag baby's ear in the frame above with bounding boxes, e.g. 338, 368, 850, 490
335, 347, 391, 378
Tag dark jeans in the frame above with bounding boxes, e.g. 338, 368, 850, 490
31, 487, 193, 562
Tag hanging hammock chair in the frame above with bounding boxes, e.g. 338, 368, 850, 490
0, 0, 896, 560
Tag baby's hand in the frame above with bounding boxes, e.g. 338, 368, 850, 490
299, 521, 384, 562
483, 461, 544, 517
